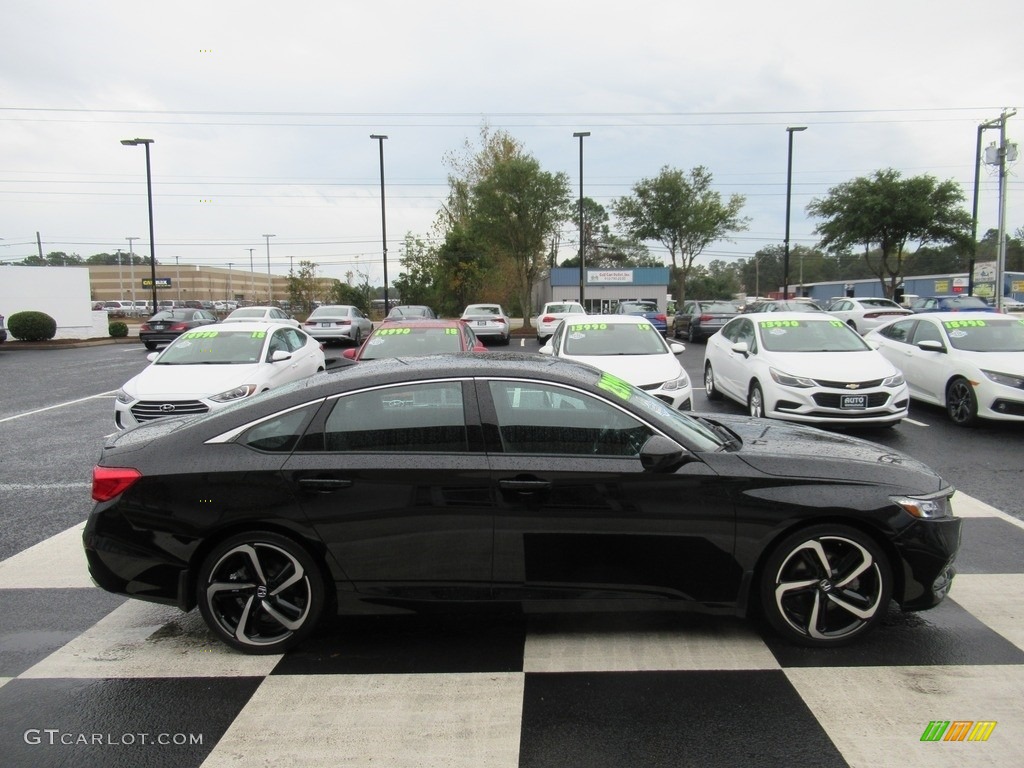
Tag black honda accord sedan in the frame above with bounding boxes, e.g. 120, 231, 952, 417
84, 352, 961, 654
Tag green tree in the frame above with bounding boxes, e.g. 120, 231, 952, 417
469, 154, 572, 329
560, 198, 654, 269
287, 260, 321, 313
612, 166, 748, 304
807, 169, 973, 298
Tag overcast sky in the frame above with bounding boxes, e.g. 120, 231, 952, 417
1, 0, 1020, 290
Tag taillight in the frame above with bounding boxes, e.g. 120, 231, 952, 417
699, 314, 714, 321
92, 467, 142, 502
542, 315, 556, 323
655, 314, 667, 322
169, 322, 189, 331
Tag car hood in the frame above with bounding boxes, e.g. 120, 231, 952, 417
124, 363, 267, 399
764, 350, 897, 379
705, 413, 947, 492
566, 354, 685, 387
952, 349, 1024, 374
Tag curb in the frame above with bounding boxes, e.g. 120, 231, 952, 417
0, 337, 139, 351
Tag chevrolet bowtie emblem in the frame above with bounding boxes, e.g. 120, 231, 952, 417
845, 383, 861, 389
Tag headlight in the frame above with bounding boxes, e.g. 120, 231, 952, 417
115, 389, 134, 404
210, 384, 259, 403
882, 372, 906, 387
662, 372, 690, 391
982, 370, 1024, 389
769, 368, 816, 388
891, 489, 955, 519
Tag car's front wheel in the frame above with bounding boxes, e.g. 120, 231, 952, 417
759, 525, 892, 646
704, 363, 722, 401
946, 376, 979, 426
197, 531, 325, 654
748, 382, 765, 418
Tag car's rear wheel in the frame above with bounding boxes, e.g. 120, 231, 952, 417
687, 325, 696, 343
197, 531, 325, 654
748, 382, 764, 418
704, 363, 721, 401
759, 524, 892, 646
143, 341, 157, 350
352, 328, 362, 347
946, 376, 979, 426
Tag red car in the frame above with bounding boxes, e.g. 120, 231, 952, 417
344, 319, 486, 361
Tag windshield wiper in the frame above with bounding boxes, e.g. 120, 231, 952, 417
693, 415, 741, 450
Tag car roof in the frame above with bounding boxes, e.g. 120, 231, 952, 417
190, 320, 298, 332
571, 314, 652, 325
741, 311, 837, 321
371, 319, 465, 330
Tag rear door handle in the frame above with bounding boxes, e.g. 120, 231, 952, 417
298, 478, 353, 492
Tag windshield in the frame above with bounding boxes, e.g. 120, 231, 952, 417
619, 301, 657, 313
702, 302, 738, 314
309, 306, 349, 319
859, 298, 901, 309
942, 318, 1024, 352
563, 321, 669, 356
544, 303, 584, 315
465, 305, 501, 316
359, 327, 464, 360
228, 308, 267, 318
757, 319, 869, 352
155, 329, 267, 365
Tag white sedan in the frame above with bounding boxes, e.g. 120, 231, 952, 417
222, 305, 300, 327
539, 315, 692, 410
825, 297, 912, 333
864, 312, 1024, 426
115, 321, 325, 429
535, 301, 586, 343
703, 312, 908, 427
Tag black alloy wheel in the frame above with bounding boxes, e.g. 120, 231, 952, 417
760, 525, 892, 646
704, 363, 722, 401
197, 531, 325, 654
946, 376, 979, 427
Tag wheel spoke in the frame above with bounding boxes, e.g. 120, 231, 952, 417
270, 562, 305, 596
239, 544, 269, 585
206, 580, 255, 599
261, 599, 307, 631
233, 595, 257, 643
826, 590, 880, 621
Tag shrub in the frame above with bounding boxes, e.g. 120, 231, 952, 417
8, 311, 57, 342
109, 321, 129, 338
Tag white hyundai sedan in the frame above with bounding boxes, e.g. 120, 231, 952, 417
539, 315, 692, 410
115, 321, 326, 429
703, 312, 908, 427
864, 312, 1024, 426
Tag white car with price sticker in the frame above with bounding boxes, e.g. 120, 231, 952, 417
865, 312, 1024, 426
540, 314, 692, 410
703, 312, 908, 427
115, 322, 325, 429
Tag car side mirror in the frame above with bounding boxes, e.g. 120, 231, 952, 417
917, 340, 946, 353
342, 348, 358, 360
730, 341, 750, 356
668, 341, 685, 355
271, 350, 292, 362
539, 344, 553, 356
639, 435, 691, 473
146, 352, 159, 362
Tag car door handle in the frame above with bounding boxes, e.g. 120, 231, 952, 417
499, 479, 551, 492
298, 478, 353, 492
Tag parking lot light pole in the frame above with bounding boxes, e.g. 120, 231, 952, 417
126, 237, 138, 307
262, 234, 275, 303
783, 126, 807, 301
573, 131, 590, 309
370, 135, 389, 312
120, 138, 158, 312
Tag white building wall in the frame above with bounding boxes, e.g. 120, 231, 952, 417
0, 266, 98, 340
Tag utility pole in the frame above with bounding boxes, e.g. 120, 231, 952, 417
981, 110, 1018, 311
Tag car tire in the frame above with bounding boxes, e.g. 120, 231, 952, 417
352, 328, 362, 347
143, 341, 157, 350
499, 334, 511, 346
759, 524, 892, 647
704, 363, 722, 401
748, 382, 765, 418
197, 531, 326, 655
847, 320, 858, 333
946, 376, 979, 427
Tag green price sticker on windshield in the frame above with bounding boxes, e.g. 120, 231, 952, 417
183, 330, 219, 339
637, 323, 652, 332
597, 372, 632, 401
943, 319, 987, 329
570, 323, 608, 332
759, 320, 800, 329
445, 328, 459, 335
378, 328, 412, 336
250, 331, 266, 338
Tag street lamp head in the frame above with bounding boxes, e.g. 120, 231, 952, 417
786, 126, 808, 134
121, 138, 154, 146
573, 131, 591, 138
370, 134, 388, 141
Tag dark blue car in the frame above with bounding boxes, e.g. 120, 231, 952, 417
910, 295, 994, 313
614, 299, 668, 335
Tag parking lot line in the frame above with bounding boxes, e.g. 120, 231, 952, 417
0, 392, 116, 424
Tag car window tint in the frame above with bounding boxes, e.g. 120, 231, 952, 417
488, 380, 653, 457
241, 404, 319, 453
911, 320, 943, 345
562, 321, 666, 356
359, 327, 464, 360
881, 319, 915, 343
323, 382, 467, 452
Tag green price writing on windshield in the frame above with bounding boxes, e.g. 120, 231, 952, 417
377, 328, 412, 336
759, 320, 800, 329
570, 323, 608, 332
597, 372, 632, 401
943, 320, 987, 329
182, 330, 219, 339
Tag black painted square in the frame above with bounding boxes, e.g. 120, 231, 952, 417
519, 670, 848, 768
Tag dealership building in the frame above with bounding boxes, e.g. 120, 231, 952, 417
535, 267, 671, 314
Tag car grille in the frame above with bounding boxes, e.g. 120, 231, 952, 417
813, 378, 884, 389
811, 392, 890, 408
130, 400, 209, 422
